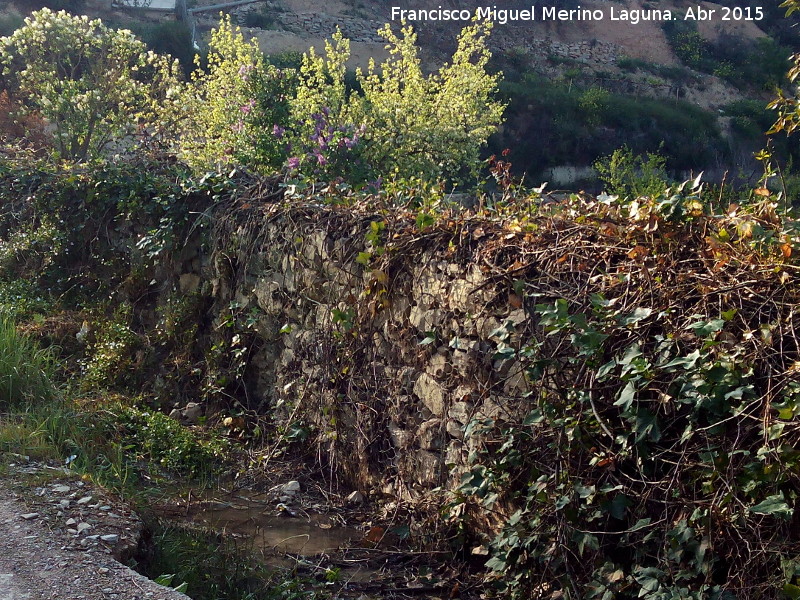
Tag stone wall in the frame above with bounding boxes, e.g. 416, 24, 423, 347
185, 208, 535, 499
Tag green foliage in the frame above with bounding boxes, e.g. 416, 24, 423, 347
0, 9, 181, 161
352, 20, 504, 185
0, 312, 54, 408
243, 7, 275, 29
82, 308, 141, 389
132, 20, 194, 75
494, 74, 722, 175
178, 16, 504, 187
594, 146, 669, 199
176, 15, 266, 171
663, 17, 792, 91
116, 406, 228, 477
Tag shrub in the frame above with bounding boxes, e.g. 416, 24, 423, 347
594, 146, 669, 198
0, 9, 181, 161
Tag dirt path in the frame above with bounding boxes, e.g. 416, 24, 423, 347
0, 481, 190, 600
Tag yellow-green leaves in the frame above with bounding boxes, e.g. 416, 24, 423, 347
0, 8, 180, 161
175, 14, 264, 172
354, 19, 504, 185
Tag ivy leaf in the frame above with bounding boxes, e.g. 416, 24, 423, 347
784, 584, 800, 600
614, 381, 636, 411
750, 493, 793, 518
523, 409, 545, 425
618, 307, 652, 326
687, 318, 725, 337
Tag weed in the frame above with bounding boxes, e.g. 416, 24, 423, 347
0, 313, 55, 409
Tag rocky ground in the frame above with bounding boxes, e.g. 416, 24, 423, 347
0, 460, 189, 600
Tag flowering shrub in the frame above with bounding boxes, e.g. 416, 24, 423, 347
0, 8, 181, 160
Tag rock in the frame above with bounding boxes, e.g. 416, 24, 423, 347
281, 481, 301, 495
51, 484, 71, 493
59, 500, 70, 509
20, 513, 39, 520
449, 401, 474, 425
65, 518, 77, 526
413, 372, 446, 416
345, 491, 365, 505
388, 423, 411, 448
168, 409, 182, 420
182, 402, 203, 424
417, 418, 443, 450
76, 522, 92, 534
446, 420, 463, 439
76, 496, 93, 505
100, 534, 120, 544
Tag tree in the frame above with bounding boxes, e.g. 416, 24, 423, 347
0, 8, 181, 161
767, 0, 800, 136
355, 20, 505, 185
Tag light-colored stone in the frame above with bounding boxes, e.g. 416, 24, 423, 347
281, 481, 301, 495
413, 450, 442, 486
449, 400, 474, 424
20, 513, 39, 520
76, 522, 92, 534
50, 485, 70, 494
388, 423, 411, 449
412, 373, 446, 417
76, 496, 93, 505
182, 402, 202, 424
345, 491, 365, 505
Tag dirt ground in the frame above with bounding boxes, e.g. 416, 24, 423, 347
0, 475, 190, 600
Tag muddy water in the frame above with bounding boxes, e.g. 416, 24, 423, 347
160, 493, 361, 556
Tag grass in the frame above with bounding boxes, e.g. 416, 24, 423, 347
0, 312, 55, 409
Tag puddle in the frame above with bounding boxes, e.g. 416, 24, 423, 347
156, 492, 361, 556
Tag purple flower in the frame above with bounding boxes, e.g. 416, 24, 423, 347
344, 137, 357, 149
314, 152, 328, 166
238, 64, 253, 80
272, 124, 285, 139
240, 99, 255, 114
287, 157, 300, 169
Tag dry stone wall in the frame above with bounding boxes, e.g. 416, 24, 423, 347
194, 209, 534, 499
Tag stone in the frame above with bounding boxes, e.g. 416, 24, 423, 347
168, 408, 182, 420
417, 419, 443, 451
413, 450, 442, 486
51, 484, 71, 493
178, 273, 201, 294
281, 481, 301, 495
345, 491, 365, 505
20, 513, 39, 520
59, 500, 70, 509
182, 402, 202, 424
446, 420, 463, 439
65, 518, 77, 526
412, 372, 446, 416
388, 423, 411, 448
100, 534, 120, 544
449, 400, 474, 424
77, 522, 92, 534
76, 496, 93, 505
